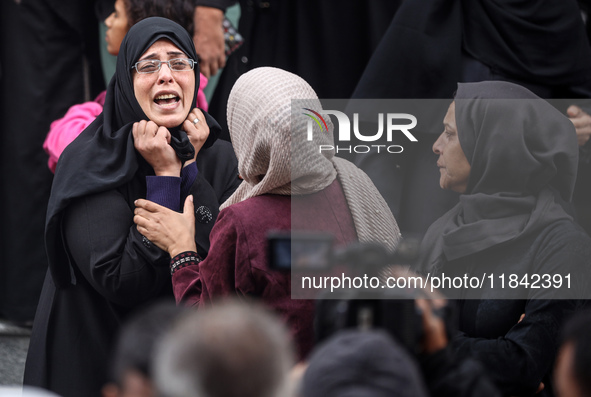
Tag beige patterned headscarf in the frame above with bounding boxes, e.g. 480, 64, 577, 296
221, 67, 400, 251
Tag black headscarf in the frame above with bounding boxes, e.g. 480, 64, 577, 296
301, 330, 429, 397
46, 17, 220, 287
419, 81, 578, 272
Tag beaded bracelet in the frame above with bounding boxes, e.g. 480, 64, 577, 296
170, 251, 201, 276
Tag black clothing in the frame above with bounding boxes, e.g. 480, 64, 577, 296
95, 0, 114, 21
455, 82, 577, 200
353, 0, 462, 101
349, 0, 463, 233
302, 330, 430, 397
418, 82, 591, 396
353, 0, 591, 101
351, 0, 591, 236
462, 1, 591, 87
207, 0, 402, 141
420, 348, 501, 397
0, 0, 104, 323
420, 82, 578, 271
45, 17, 220, 288
444, 220, 591, 396
193, 0, 234, 10
24, 140, 239, 397
24, 18, 240, 397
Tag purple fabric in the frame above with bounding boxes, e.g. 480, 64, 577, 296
146, 176, 181, 211
172, 179, 357, 360
181, 162, 198, 199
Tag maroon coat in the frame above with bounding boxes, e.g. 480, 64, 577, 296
172, 179, 357, 359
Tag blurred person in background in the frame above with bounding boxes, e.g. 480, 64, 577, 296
101, 301, 188, 397
301, 329, 430, 397
96, 0, 234, 81
300, 281, 500, 397
554, 309, 591, 397
153, 300, 294, 397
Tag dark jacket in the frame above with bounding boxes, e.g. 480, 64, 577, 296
438, 220, 591, 397
24, 140, 240, 397
420, 347, 501, 397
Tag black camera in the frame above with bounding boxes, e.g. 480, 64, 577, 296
266, 231, 452, 355
267, 231, 334, 272
266, 231, 420, 272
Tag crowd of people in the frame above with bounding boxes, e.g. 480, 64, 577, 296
1, 0, 591, 396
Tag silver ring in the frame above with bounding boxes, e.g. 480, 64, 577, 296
192, 117, 199, 125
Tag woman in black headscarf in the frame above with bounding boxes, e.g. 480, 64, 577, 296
352, 0, 591, 238
419, 81, 591, 397
24, 17, 240, 397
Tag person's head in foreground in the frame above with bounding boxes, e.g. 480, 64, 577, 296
102, 302, 187, 397
554, 310, 591, 397
153, 300, 295, 397
301, 329, 429, 397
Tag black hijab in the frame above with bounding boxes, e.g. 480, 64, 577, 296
301, 330, 429, 397
419, 81, 579, 272
46, 17, 220, 287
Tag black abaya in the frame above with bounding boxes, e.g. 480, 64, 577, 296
0, 0, 104, 323
24, 18, 240, 396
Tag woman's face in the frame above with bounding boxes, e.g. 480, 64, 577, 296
105, 0, 130, 56
433, 102, 471, 193
132, 39, 196, 129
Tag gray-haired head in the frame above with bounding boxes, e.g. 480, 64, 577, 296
154, 299, 295, 397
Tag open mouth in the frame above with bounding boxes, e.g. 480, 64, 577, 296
154, 93, 180, 106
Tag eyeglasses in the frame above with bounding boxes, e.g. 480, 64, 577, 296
131, 58, 196, 74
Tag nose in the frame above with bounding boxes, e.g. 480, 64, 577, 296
433, 132, 444, 155
158, 62, 174, 83
105, 12, 114, 28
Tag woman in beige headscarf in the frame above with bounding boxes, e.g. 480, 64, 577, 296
134, 67, 400, 359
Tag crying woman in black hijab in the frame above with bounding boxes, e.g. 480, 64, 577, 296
24, 17, 240, 397
417, 81, 591, 397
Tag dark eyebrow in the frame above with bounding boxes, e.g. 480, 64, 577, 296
168, 51, 186, 57
138, 52, 158, 61
138, 51, 187, 62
